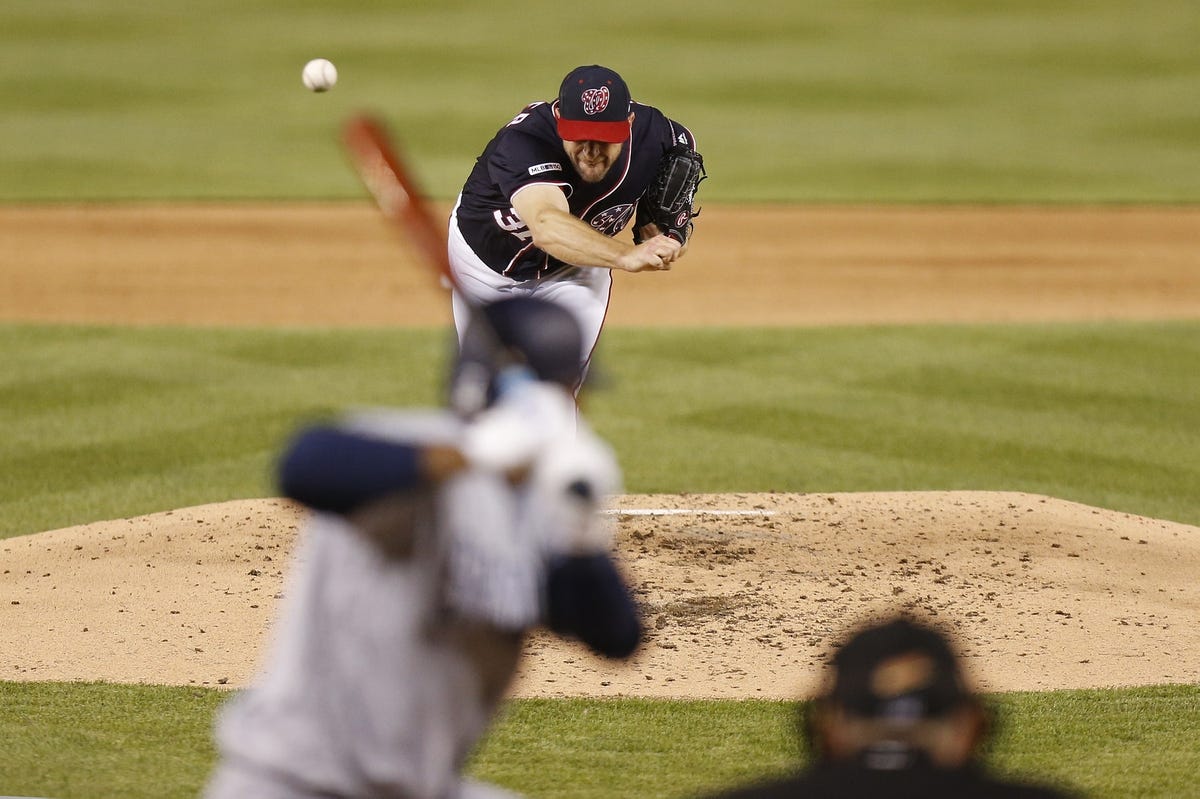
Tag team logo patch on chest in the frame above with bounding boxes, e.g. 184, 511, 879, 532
589, 203, 635, 236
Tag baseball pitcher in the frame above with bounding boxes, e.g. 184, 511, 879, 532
448, 64, 705, 382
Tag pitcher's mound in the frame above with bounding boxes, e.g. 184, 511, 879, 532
2, 492, 1197, 698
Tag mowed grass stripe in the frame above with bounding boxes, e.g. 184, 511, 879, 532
1, 683, 1196, 799
3, 321, 1199, 538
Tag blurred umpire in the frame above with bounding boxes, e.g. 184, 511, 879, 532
698, 614, 1083, 799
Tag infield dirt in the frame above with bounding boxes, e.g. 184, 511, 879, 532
1, 204, 1198, 699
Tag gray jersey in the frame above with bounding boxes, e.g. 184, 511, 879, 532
206, 408, 620, 799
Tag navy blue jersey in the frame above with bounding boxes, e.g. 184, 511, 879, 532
455, 100, 697, 281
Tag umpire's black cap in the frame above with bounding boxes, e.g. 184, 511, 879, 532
555, 65, 633, 143
826, 615, 971, 723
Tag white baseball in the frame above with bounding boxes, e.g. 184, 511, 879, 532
302, 58, 338, 92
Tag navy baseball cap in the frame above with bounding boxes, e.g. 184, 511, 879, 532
828, 616, 970, 723
555, 65, 632, 143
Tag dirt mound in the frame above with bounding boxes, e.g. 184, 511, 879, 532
3, 493, 1196, 698
3, 203, 1198, 699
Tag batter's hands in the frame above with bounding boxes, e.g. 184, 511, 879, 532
617, 234, 681, 272
460, 379, 577, 474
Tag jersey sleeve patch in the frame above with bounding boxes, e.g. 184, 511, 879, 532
528, 162, 563, 176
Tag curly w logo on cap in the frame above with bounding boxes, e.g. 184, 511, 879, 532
581, 86, 610, 115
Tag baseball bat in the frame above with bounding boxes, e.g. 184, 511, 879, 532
341, 113, 528, 409
341, 116, 598, 407
341, 114, 457, 290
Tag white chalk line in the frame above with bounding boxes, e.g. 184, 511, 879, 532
610, 509, 777, 516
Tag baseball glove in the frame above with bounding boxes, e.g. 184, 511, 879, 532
635, 144, 706, 244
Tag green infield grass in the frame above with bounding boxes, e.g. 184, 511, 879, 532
1, 682, 1196, 799
2, 320, 1199, 540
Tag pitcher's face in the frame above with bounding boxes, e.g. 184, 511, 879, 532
561, 139, 624, 183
